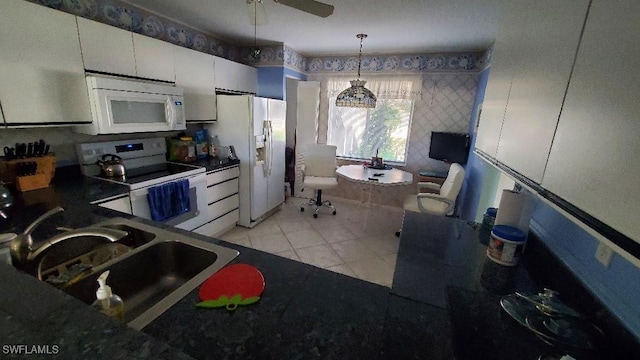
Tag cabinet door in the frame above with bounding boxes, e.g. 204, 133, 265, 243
474, 46, 512, 158
0, 0, 91, 125
214, 56, 257, 94
206, 179, 239, 204
173, 46, 216, 121
542, 0, 640, 242
206, 166, 240, 186
133, 34, 175, 82
474, 1, 522, 158
77, 17, 136, 77
208, 195, 239, 220
496, 0, 589, 183
193, 209, 239, 237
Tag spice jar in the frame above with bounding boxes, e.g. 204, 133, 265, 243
169, 137, 196, 163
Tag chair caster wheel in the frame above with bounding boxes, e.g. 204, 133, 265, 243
313, 213, 318, 218
300, 207, 305, 212
332, 211, 336, 215
395, 231, 401, 237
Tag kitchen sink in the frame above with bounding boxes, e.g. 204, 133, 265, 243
100, 222, 156, 248
37, 219, 157, 283
39, 218, 239, 330
64, 240, 226, 329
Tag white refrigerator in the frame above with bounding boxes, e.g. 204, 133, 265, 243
210, 95, 286, 228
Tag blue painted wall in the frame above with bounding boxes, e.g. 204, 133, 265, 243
530, 197, 640, 338
461, 67, 640, 339
459, 67, 491, 221
257, 67, 285, 99
257, 66, 307, 100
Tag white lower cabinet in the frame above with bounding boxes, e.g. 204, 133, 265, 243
193, 166, 239, 237
193, 210, 239, 237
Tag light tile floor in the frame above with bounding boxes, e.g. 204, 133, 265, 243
218, 196, 405, 288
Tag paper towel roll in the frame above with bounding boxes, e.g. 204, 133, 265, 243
494, 190, 534, 235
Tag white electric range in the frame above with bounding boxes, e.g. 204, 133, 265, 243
76, 137, 209, 231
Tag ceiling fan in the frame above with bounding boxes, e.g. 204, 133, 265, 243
247, 0, 334, 25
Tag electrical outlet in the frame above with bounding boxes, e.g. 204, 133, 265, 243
595, 241, 613, 267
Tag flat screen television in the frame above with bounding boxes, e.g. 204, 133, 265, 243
428, 131, 470, 164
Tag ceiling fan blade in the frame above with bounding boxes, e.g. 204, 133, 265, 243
247, 0, 268, 25
276, 0, 334, 18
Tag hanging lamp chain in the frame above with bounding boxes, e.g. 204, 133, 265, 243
356, 34, 367, 80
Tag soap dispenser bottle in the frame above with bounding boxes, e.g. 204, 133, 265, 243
92, 270, 124, 321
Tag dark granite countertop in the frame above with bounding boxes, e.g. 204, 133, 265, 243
194, 157, 240, 173
0, 167, 452, 359
393, 211, 640, 360
1, 167, 636, 359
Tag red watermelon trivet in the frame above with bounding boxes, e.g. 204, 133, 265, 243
197, 263, 265, 310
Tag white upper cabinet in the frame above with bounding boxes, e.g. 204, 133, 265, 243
474, 1, 523, 158
474, 45, 513, 158
543, 0, 640, 242
78, 18, 175, 82
213, 56, 257, 94
0, 0, 91, 125
173, 45, 216, 121
133, 33, 175, 82
495, 0, 589, 183
77, 17, 137, 77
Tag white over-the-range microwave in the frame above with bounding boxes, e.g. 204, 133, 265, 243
73, 75, 186, 135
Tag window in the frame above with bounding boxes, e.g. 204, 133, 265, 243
326, 75, 422, 164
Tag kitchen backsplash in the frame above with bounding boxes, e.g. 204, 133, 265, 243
0, 126, 201, 167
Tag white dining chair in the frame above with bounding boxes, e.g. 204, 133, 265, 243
300, 144, 338, 218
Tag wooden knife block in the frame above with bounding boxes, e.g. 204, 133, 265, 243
0, 155, 56, 192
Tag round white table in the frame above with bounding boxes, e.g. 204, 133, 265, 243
336, 164, 413, 230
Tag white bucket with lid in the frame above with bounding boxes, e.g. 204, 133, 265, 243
486, 225, 526, 266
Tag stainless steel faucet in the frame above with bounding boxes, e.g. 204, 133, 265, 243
9, 206, 128, 266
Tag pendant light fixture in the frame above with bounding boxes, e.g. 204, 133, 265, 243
335, 34, 377, 108
249, 0, 261, 62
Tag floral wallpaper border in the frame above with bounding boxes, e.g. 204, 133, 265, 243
30, 0, 489, 74
303, 51, 486, 73
252, 47, 487, 74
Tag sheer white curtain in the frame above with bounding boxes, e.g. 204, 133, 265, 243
326, 75, 422, 163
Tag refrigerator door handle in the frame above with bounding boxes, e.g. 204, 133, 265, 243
263, 120, 271, 177
268, 121, 274, 176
